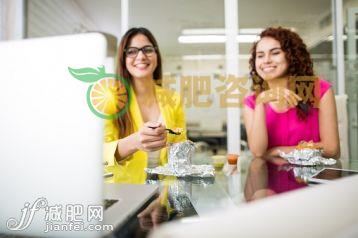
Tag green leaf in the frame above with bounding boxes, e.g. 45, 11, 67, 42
68, 67, 105, 83
97, 65, 106, 74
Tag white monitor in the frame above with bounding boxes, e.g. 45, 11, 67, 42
0, 33, 107, 237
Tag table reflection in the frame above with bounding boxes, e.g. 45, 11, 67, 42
137, 196, 169, 231
107, 155, 344, 238
244, 157, 343, 201
244, 158, 307, 201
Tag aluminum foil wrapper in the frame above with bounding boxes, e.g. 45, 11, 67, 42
145, 141, 215, 177
168, 141, 195, 174
293, 166, 323, 181
146, 164, 215, 177
279, 149, 336, 166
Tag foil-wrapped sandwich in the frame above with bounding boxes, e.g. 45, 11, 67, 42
279, 141, 336, 166
145, 140, 215, 177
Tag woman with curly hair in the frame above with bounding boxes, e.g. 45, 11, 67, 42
243, 27, 340, 159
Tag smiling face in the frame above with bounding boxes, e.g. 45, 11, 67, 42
255, 37, 289, 81
125, 34, 158, 81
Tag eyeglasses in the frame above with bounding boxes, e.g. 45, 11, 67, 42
125, 46, 157, 58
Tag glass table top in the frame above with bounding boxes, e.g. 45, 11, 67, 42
105, 153, 355, 238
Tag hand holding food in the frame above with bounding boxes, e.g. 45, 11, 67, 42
136, 122, 167, 152
256, 87, 302, 108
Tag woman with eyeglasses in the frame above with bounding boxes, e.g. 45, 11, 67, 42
104, 27, 186, 183
243, 27, 340, 159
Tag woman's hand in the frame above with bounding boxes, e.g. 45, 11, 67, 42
256, 87, 302, 108
135, 121, 167, 152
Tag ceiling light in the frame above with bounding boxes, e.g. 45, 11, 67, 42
178, 35, 259, 44
181, 28, 263, 35
178, 35, 226, 43
182, 28, 226, 35
182, 54, 251, 60
179, 28, 261, 44
239, 28, 264, 34
237, 35, 260, 43
182, 54, 225, 60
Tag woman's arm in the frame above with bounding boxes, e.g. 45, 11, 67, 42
103, 118, 138, 163
243, 103, 268, 157
115, 132, 140, 160
263, 89, 340, 159
317, 88, 340, 159
264, 146, 296, 157
244, 88, 302, 158
264, 143, 339, 159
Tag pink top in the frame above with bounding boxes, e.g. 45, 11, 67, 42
244, 79, 331, 149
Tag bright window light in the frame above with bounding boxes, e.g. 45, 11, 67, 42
327, 35, 348, 41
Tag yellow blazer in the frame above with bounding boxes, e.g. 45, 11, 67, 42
103, 85, 186, 183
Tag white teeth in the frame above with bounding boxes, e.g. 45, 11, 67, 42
135, 63, 149, 69
262, 66, 275, 72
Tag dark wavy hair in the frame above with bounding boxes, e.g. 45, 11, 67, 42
249, 27, 314, 119
116, 27, 163, 138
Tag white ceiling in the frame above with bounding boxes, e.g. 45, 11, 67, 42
75, 0, 332, 56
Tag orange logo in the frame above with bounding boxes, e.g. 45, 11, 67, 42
68, 66, 130, 119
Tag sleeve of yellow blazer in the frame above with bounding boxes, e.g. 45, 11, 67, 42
173, 92, 187, 143
103, 119, 120, 166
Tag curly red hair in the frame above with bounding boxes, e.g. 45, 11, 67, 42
249, 27, 314, 119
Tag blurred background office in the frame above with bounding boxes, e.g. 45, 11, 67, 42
1, 0, 357, 167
